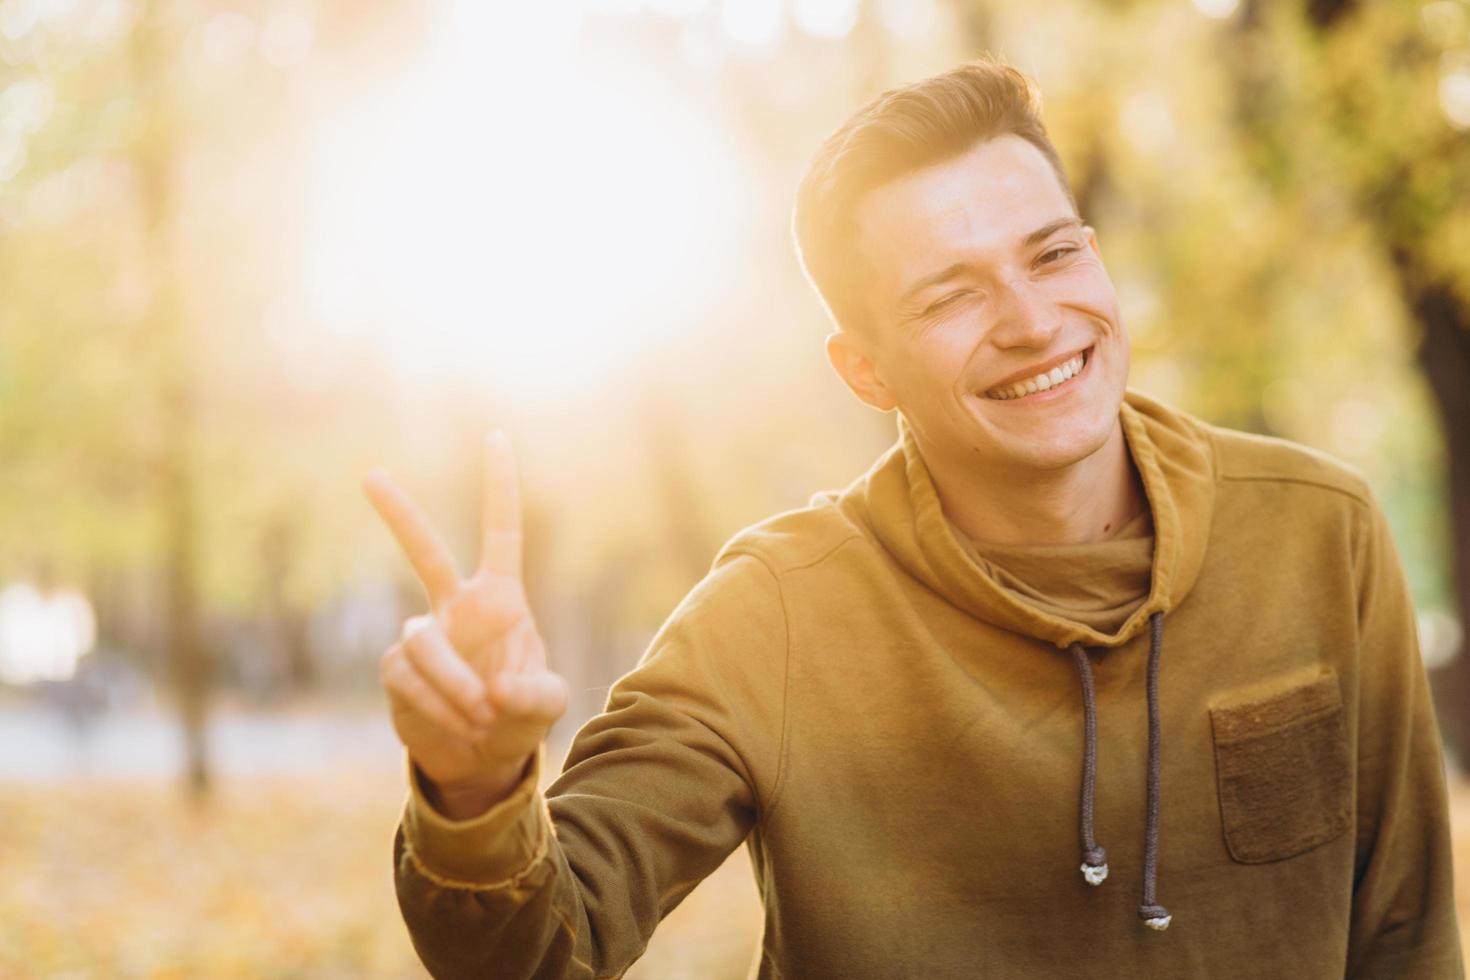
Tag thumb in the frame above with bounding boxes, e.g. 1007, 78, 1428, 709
489, 669, 568, 725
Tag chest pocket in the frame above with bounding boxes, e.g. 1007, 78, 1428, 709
1209, 670, 1352, 864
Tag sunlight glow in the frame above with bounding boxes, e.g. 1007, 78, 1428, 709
1120, 90, 1176, 153
793, 0, 859, 39
876, 0, 939, 37
721, 0, 784, 48
1440, 53, 1470, 130
0, 583, 96, 685
646, 0, 710, 17
302, 1, 743, 401
1191, 0, 1240, 19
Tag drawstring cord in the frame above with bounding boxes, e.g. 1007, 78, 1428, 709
1069, 642, 1108, 886
1068, 610, 1172, 931
1139, 612, 1170, 929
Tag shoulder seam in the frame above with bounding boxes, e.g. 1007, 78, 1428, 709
721, 529, 865, 575
1203, 423, 1222, 483
1205, 422, 1370, 507
1218, 472, 1372, 507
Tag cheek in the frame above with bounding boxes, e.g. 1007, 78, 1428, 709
1047, 260, 1115, 301
917, 338, 979, 393
893, 327, 971, 378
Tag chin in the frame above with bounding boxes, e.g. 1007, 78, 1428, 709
972, 402, 1119, 472
1014, 432, 1113, 471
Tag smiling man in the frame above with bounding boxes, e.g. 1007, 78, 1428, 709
819, 132, 1139, 549
376, 58, 1463, 978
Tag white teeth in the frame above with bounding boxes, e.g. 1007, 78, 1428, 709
985, 352, 1087, 400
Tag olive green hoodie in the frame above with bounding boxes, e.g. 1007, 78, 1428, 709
394, 389, 1463, 979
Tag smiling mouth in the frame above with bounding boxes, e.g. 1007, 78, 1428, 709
983, 347, 1091, 401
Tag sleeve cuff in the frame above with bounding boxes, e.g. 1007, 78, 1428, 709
401, 744, 550, 888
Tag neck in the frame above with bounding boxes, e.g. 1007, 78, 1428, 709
922, 419, 1146, 548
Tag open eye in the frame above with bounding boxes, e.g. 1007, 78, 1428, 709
1038, 245, 1080, 265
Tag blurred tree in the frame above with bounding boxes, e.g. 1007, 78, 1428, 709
0, 0, 429, 791
1, 0, 1463, 790
1214, 0, 1470, 767
130, 0, 212, 797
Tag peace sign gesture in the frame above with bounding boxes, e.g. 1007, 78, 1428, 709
365, 431, 568, 818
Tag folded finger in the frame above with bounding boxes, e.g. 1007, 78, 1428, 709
403, 620, 494, 727
382, 643, 483, 742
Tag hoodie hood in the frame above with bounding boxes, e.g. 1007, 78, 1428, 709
857, 387, 1216, 650
850, 386, 1218, 930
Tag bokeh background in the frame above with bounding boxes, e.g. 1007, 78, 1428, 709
2, 0, 1469, 975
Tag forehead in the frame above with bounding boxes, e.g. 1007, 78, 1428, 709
853, 134, 1074, 290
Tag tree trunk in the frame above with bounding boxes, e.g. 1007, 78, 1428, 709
133, 0, 212, 799
163, 400, 210, 796
1396, 266, 1470, 768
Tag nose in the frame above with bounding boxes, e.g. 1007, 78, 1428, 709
987, 276, 1062, 350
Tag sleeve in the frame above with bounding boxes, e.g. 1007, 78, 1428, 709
391, 551, 789, 980
1345, 497, 1465, 979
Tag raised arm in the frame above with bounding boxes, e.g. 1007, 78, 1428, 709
366, 437, 788, 979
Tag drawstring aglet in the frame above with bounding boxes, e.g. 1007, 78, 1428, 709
1080, 846, 1108, 885
1140, 904, 1171, 930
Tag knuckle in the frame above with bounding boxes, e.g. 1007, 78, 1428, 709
402, 631, 429, 667
380, 648, 410, 692
400, 613, 434, 642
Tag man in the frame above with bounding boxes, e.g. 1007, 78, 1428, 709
366, 58, 1463, 978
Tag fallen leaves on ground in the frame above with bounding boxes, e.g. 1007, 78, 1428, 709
5, 765, 1470, 977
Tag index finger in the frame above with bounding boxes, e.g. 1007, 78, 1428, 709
364, 469, 462, 610
480, 430, 523, 577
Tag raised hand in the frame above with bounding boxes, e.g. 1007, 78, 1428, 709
365, 431, 568, 818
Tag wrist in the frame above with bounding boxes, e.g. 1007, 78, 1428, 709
421, 754, 534, 820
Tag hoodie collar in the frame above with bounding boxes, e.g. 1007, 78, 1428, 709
853, 387, 1216, 649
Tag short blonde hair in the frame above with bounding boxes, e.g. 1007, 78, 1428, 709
791, 57, 1077, 336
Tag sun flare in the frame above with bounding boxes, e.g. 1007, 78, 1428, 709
301, 2, 741, 401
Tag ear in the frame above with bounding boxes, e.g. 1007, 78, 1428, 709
1083, 223, 1102, 259
825, 329, 898, 413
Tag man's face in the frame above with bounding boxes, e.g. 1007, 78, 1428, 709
839, 134, 1130, 475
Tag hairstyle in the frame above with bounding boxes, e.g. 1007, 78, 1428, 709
791, 56, 1077, 337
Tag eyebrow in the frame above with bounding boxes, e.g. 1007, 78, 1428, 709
1022, 215, 1084, 248
896, 216, 1085, 310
